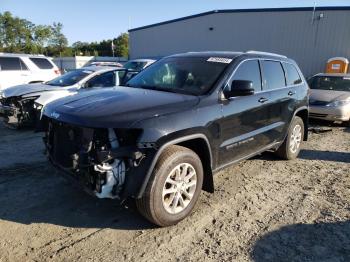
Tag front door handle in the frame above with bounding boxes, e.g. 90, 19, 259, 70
288, 91, 296, 96
258, 97, 269, 103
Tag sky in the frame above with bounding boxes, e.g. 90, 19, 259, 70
1, 0, 350, 45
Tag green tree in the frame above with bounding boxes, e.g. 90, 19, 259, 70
114, 33, 129, 57
48, 22, 68, 56
33, 25, 52, 54
0, 11, 69, 56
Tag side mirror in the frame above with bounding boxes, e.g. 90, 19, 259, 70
224, 80, 254, 98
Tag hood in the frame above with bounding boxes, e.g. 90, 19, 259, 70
43, 86, 200, 128
2, 83, 67, 98
310, 89, 350, 102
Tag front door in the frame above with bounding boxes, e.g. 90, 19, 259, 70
218, 60, 273, 166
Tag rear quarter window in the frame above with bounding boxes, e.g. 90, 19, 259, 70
261, 61, 286, 90
283, 63, 302, 86
29, 58, 54, 69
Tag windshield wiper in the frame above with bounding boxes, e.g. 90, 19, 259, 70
136, 85, 191, 94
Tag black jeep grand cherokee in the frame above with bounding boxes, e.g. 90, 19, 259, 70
42, 51, 309, 226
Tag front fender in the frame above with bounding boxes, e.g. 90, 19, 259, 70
121, 132, 213, 199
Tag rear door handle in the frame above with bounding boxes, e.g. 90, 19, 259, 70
258, 97, 269, 103
288, 91, 296, 96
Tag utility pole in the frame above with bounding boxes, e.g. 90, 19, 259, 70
311, 0, 317, 24
111, 41, 115, 57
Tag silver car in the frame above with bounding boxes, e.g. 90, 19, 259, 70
0, 66, 139, 128
308, 73, 350, 126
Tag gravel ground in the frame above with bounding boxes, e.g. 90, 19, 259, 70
0, 120, 349, 262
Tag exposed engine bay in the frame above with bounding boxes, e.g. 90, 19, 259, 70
0, 96, 39, 128
43, 120, 146, 199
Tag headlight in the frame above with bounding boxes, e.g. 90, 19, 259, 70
326, 100, 350, 107
34, 102, 43, 110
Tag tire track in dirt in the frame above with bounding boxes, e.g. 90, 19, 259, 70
0, 125, 349, 261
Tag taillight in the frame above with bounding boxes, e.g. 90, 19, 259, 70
54, 69, 61, 75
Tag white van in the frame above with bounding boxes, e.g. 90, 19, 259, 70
0, 53, 61, 90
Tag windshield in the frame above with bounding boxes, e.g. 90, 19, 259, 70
308, 76, 350, 92
126, 57, 230, 95
124, 61, 148, 71
46, 69, 92, 87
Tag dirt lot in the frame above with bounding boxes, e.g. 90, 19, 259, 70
0, 120, 349, 262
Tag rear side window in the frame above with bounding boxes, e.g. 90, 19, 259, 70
283, 63, 302, 86
0, 57, 27, 71
29, 58, 54, 69
261, 61, 286, 90
232, 60, 262, 92
124, 61, 147, 71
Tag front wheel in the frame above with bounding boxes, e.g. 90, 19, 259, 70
136, 145, 203, 227
275, 116, 304, 160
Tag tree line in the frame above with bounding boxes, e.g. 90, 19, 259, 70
0, 11, 129, 57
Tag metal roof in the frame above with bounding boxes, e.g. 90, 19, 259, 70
129, 6, 350, 32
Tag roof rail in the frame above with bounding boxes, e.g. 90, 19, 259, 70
245, 50, 287, 58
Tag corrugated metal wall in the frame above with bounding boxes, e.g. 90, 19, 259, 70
129, 9, 350, 77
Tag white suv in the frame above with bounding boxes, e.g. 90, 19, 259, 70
0, 53, 61, 90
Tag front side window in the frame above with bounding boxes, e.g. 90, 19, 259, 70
308, 76, 350, 92
232, 60, 262, 92
30, 58, 54, 69
0, 57, 23, 71
127, 57, 230, 95
46, 69, 91, 87
283, 63, 302, 86
85, 71, 115, 88
261, 61, 286, 90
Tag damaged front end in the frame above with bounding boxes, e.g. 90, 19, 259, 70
43, 119, 150, 200
0, 96, 39, 128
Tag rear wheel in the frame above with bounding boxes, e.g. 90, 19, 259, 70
136, 145, 203, 227
275, 116, 304, 160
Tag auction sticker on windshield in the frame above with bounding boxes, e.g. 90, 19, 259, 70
207, 57, 233, 64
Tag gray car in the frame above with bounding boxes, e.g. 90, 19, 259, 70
308, 73, 350, 126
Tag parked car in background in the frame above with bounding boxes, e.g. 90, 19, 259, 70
123, 59, 156, 71
0, 66, 139, 128
308, 73, 350, 126
0, 53, 60, 90
41, 51, 309, 227
87, 61, 123, 68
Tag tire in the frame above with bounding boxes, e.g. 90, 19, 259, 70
136, 145, 203, 227
275, 116, 304, 160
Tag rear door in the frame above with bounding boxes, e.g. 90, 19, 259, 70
260, 60, 297, 143
219, 59, 272, 166
0, 57, 29, 89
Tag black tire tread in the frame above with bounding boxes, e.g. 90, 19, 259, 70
275, 116, 304, 160
136, 145, 201, 226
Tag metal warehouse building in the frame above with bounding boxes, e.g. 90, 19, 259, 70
129, 7, 350, 77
